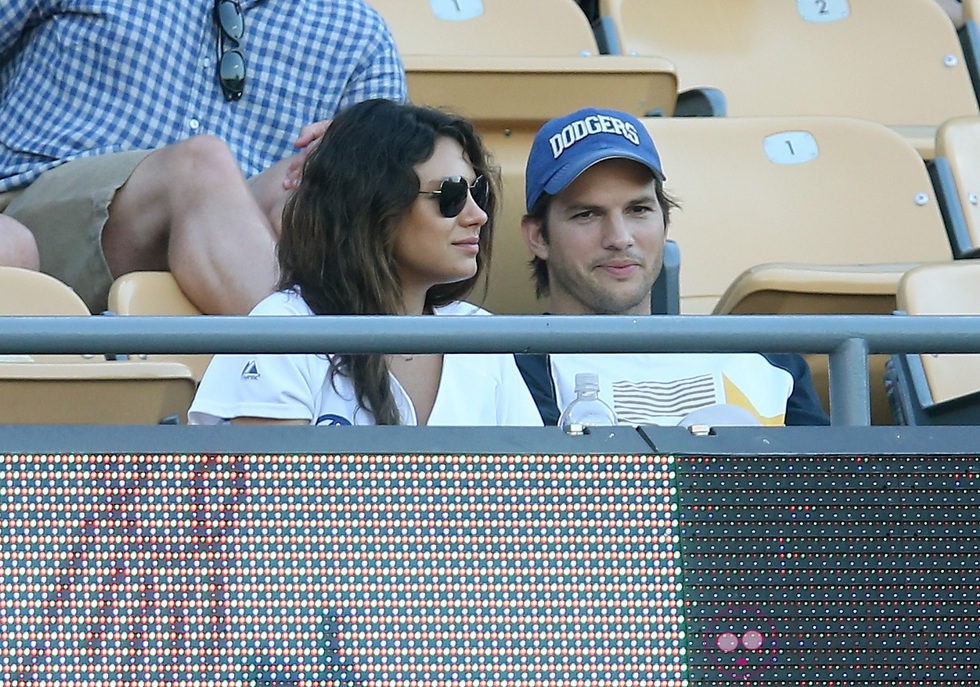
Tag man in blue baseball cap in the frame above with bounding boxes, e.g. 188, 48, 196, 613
522, 107, 670, 316
515, 107, 829, 428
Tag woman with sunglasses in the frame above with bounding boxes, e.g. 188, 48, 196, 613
189, 98, 541, 427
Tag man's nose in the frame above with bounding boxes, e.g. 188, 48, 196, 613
602, 216, 635, 250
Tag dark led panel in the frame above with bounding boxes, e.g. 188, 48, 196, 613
677, 455, 980, 686
0, 452, 684, 685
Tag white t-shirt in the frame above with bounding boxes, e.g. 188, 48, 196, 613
549, 352, 797, 427
188, 290, 542, 427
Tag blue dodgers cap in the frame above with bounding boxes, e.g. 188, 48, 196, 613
525, 107, 665, 211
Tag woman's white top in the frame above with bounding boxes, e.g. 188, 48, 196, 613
188, 290, 542, 427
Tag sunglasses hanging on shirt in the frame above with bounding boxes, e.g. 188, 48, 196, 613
215, 0, 246, 100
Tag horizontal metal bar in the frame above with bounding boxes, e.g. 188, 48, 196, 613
2, 314, 980, 355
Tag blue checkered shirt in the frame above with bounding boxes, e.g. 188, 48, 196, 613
0, 0, 407, 192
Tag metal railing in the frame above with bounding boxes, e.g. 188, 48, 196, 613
3, 313, 980, 426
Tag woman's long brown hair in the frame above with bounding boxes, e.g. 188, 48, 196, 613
277, 99, 498, 424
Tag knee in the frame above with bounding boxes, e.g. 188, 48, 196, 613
0, 215, 40, 270
168, 135, 243, 185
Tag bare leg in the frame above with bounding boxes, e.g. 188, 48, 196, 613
0, 214, 40, 270
248, 153, 302, 237
102, 136, 279, 314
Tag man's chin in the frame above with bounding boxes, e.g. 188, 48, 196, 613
588, 280, 655, 315
592, 291, 653, 315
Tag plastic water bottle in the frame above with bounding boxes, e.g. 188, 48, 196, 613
558, 372, 618, 434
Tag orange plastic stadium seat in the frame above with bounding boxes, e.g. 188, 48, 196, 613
929, 115, 980, 258
370, 0, 601, 56
0, 266, 98, 364
0, 265, 90, 316
107, 271, 211, 382
599, 0, 979, 157
367, 0, 678, 128
0, 267, 196, 423
639, 116, 953, 423
0, 360, 196, 424
888, 261, 980, 424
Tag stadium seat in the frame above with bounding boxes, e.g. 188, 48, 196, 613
640, 117, 952, 314
714, 263, 918, 317
637, 116, 953, 424
713, 262, 928, 425
960, 0, 980, 102
887, 261, 980, 425
472, 126, 543, 313
929, 115, 980, 257
370, 0, 601, 55
598, 0, 979, 157
0, 266, 98, 363
0, 265, 90, 316
0, 360, 196, 424
107, 271, 211, 381
367, 0, 678, 125
0, 267, 197, 423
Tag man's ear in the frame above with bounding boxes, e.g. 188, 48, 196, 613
521, 215, 549, 260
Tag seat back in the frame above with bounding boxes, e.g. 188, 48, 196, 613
0, 266, 90, 316
472, 125, 535, 313
108, 271, 202, 317
403, 55, 677, 127
600, 0, 979, 156
0, 361, 196, 424
368, 0, 678, 126
931, 115, 980, 257
894, 261, 980, 417
0, 267, 197, 422
715, 263, 920, 316
642, 116, 952, 314
107, 271, 211, 381
0, 266, 96, 363
642, 115, 954, 425
368, 0, 599, 56
714, 262, 933, 425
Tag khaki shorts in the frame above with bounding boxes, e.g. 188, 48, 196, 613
2, 150, 151, 313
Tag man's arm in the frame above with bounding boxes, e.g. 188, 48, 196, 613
764, 353, 831, 426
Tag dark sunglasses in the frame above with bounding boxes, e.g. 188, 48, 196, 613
418, 175, 490, 218
215, 0, 246, 100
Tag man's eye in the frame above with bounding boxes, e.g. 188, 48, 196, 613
630, 205, 655, 215
571, 210, 595, 220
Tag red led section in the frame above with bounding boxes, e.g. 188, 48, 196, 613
0, 452, 684, 686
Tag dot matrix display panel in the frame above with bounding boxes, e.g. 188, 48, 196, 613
677, 454, 980, 686
0, 452, 684, 686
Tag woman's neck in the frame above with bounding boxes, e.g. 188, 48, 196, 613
399, 289, 429, 316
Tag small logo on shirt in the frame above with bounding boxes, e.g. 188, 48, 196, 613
241, 360, 260, 379
316, 414, 352, 426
